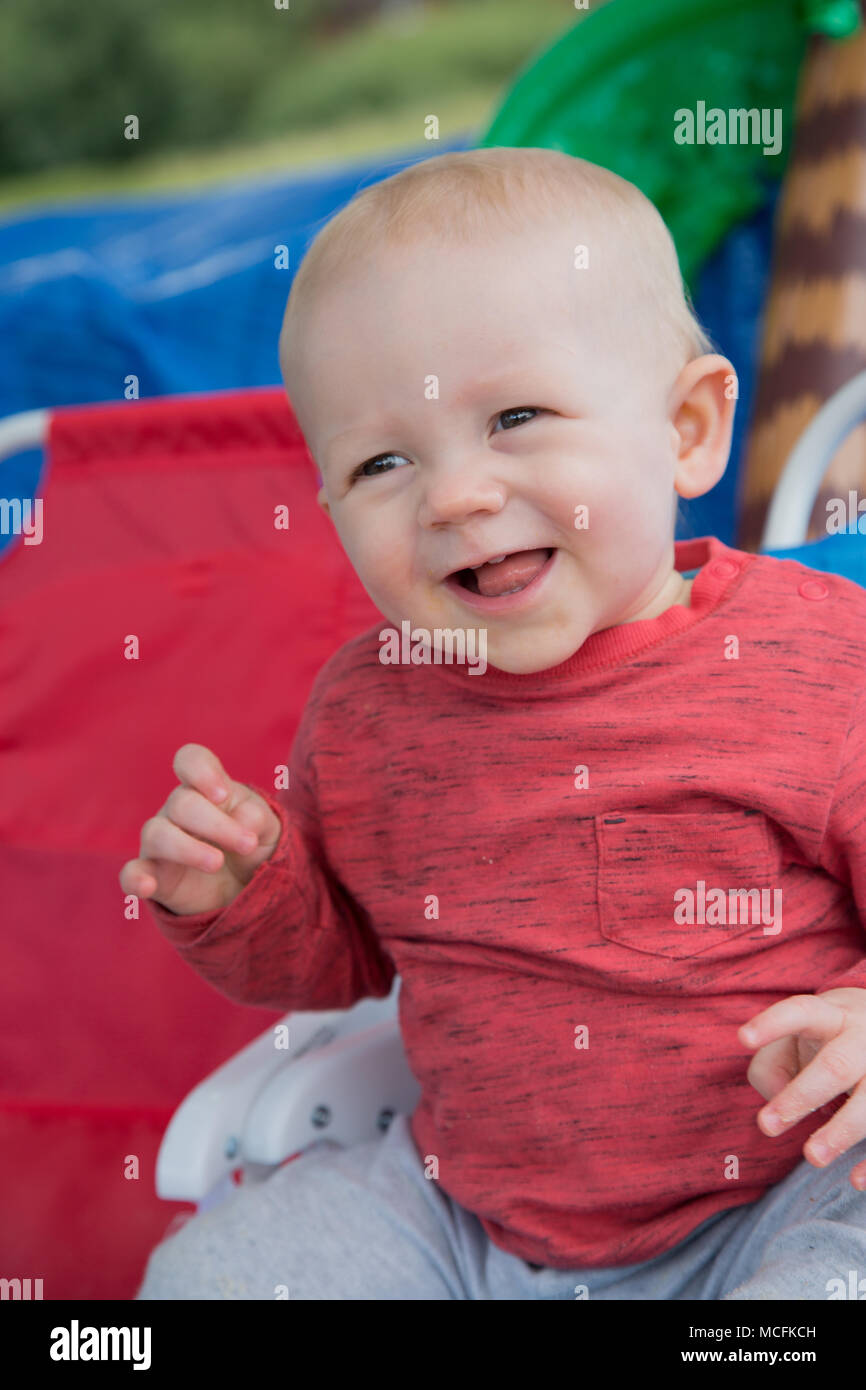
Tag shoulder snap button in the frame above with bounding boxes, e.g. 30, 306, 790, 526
798, 579, 829, 600
708, 559, 739, 578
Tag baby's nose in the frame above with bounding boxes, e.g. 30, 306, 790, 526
419, 463, 507, 526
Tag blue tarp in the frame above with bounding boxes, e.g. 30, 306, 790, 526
0, 141, 779, 552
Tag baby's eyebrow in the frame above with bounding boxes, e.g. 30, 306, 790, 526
322, 412, 407, 455
450, 372, 539, 405
320, 371, 552, 467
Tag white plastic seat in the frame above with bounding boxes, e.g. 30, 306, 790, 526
154, 977, 421, 1212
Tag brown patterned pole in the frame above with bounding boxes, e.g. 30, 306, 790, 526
738, 1, 866, 549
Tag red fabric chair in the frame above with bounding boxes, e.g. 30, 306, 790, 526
0, 387, 380, 1299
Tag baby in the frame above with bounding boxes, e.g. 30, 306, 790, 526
128, 147, 866, 1301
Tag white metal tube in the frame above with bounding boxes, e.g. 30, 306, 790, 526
760, 371, 866, 550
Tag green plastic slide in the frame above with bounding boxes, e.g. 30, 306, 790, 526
478, 0, 860, 288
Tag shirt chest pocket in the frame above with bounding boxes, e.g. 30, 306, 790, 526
595, 809, 780, 961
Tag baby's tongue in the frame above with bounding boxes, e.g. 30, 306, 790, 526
474, 548, 549, 597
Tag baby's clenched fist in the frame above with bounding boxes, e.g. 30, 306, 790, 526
118, 742, 282, 917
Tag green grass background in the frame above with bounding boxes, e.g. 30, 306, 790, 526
0, 0, 583, 211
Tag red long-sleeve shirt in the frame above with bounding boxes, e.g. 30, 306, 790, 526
147, 535, 866, 1269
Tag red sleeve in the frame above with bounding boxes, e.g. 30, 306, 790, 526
817, 682, 866, 996
144, 695, 396, 1012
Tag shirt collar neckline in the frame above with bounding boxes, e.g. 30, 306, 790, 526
416, 535, 751, 694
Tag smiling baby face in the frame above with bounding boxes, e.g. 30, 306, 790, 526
280, 150, 735, 675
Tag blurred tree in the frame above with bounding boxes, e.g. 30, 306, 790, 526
0, 0, 567, 179
0, 0, 313, 175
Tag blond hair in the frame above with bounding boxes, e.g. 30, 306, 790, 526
280, 146, 714, 402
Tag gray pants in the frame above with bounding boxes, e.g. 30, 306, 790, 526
135, 1113, 866, 1300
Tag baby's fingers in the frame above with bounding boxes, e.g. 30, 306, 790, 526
119, 857, 169, 900
800, 1079, 866, 1179
162, 784, 258, 857
745, 1035, 800, 1104
172, 742, 236, 807
139, 813, 229, 874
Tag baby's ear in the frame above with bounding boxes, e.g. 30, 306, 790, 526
670, 354, 736, 502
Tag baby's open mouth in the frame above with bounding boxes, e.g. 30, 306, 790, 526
451, 548, 554, 598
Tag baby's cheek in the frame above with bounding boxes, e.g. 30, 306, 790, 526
354, 543, 417, 617
364, 544, 410, 593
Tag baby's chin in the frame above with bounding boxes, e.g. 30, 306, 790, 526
481, 628, 587, 676
371, 589, 593, 676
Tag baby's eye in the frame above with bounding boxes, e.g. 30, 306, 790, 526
351, 452, 410, 481
495, 407, 541, 431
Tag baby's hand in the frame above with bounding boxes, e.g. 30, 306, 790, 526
119, 743, 282, 916
738, 989, 866, 1190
